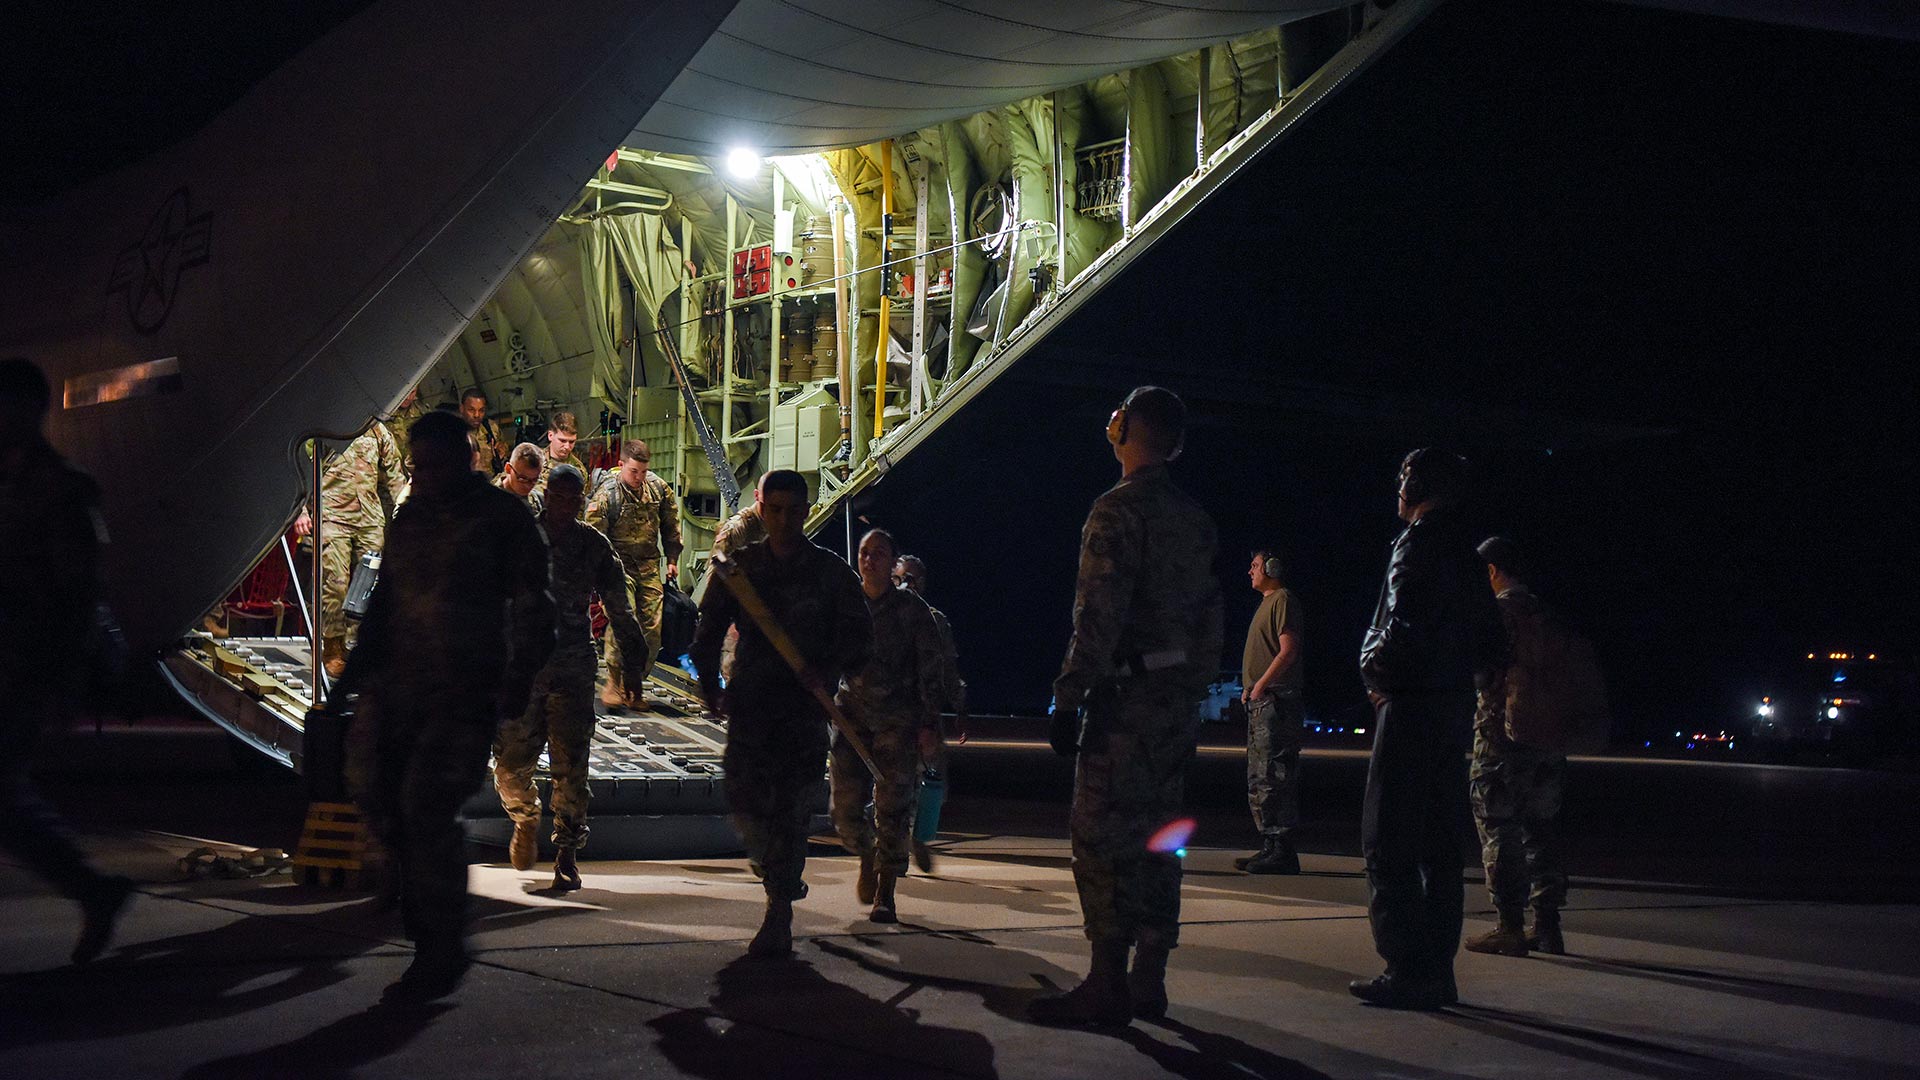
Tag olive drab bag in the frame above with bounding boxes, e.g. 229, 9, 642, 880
1503, 600, 1610, 754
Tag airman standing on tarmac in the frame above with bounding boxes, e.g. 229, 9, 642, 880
298, 419, 406, 679
1030, 386, 1224, 1029
491, 465, 645, 892
690, 469, 871, 958
338, 409, 554, 1003
586, 439, 682, 708
832, 528, 948, 923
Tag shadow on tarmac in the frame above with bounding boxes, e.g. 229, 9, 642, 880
0, 890, 575, 1060
178, 1000, 454, 1080
649, 953, 1000, 1079
1438, 1003, 1920, 1080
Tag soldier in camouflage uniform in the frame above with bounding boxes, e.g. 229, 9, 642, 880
1031, 387, 1223, 1028
690, 469, 871, 959
586, 439, 682, 707
492, 465, 645, 892
495, 443, 544, 513
833, 529, 947, 923
460, 386, 504, 478
305, 419, 406, 678
0, 358, 136, 966
1464, 536, 1568, 958
894, 553, 967, 873
530, 410, 588, 505
711, 497, 767, 680
389, 385, 429, 476
338, 409, 554, 1003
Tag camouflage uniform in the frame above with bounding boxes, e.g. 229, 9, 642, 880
532, 450, 588, 504
587, 471, 682, 691
1054, 464, 1223, 951
390, 398, 431, 476
690, 540, 870, 901
710, 504, 766, 679
832, 587, 947, 877
343, 472, 553, 953
1470, 586, 1568, 920
471, 416, 504, 479
493, 517, 643, 852
316, 423, 406, 640
492, 471, 544, 516
0, 435, 125, 908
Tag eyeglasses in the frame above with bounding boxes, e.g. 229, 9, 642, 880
510, 469, 540, 485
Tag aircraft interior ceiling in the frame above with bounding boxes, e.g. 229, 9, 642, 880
416, 11, 1355, 562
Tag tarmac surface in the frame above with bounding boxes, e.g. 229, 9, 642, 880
4, 718, 1919, 1079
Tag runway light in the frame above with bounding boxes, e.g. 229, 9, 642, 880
1827, 706, 1840, 719
1148, 818, 1197, 854
1354, 727, 1367, 734
725, 146, 762, 178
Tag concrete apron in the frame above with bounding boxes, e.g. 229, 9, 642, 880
3, 832, 1918, 1079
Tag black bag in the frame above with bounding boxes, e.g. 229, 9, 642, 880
657, 583, 698, 663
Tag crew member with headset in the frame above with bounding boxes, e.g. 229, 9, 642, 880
1030, 386, 1224, 1028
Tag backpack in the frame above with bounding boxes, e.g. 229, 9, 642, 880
1503, 598, 1610, 753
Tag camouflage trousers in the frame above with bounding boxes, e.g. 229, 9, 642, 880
319, 523, 382, 640
1470, 733, 1569, 916
723, 698, 830, 902
1071, 685, 1200, 950
1247, 692, 1303, 839
829, 721, 920, 877
347, 678, 496, 948
604, 556, 662, 697
493, 646, 599, 851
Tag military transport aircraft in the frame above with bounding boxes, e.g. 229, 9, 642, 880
4, 0, 1912, 814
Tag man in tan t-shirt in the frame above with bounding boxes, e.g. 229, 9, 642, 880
1238, 548, 1304, 874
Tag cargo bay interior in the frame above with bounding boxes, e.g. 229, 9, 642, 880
160, 8, 1393, 848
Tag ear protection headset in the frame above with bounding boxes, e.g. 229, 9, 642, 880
1262, 555, 1283, 580
1107, 387, 1186, 462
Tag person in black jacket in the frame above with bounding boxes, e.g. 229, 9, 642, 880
1351, 449, 1503, 1010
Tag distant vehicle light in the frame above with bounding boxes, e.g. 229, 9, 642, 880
725, 147, 762, 178
1827, 706, 1841, 719
1756, 703, 1773, 717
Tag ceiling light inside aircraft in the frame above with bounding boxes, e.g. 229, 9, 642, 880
725, 147, 761, 179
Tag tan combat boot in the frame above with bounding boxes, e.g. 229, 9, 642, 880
508, 820, 538, 871
1027, 940, 1132, 1028
552, 848, 582, 892
747, 898, 794, 958
1129, 943, 1171, 1020
855, 848, 878, 906
1527, 908, 1565, 955
869, 871, 898, 924
321, 636, 347, 679
1465, 911, 1530, 957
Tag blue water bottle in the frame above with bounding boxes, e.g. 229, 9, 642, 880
913, 767, 946, 844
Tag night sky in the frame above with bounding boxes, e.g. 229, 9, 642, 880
6, 2, 1915, 741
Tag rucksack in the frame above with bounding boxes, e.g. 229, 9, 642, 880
1503, 598, 1610, 754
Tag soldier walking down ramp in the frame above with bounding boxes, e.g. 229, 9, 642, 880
338, 409, 554, 1003
299, 418, 406, 679
492, 465, 645, 892
1030, 386, 1223, 1028
1351, 449, 1503, 1010
0, 358, 135, 966
832, 529, 947, 923
690, 470, 871, 958
586, 439, 682, 708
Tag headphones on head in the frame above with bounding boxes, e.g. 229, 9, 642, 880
1107, 387, 1185, 462
1263, 555, 1283, 580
